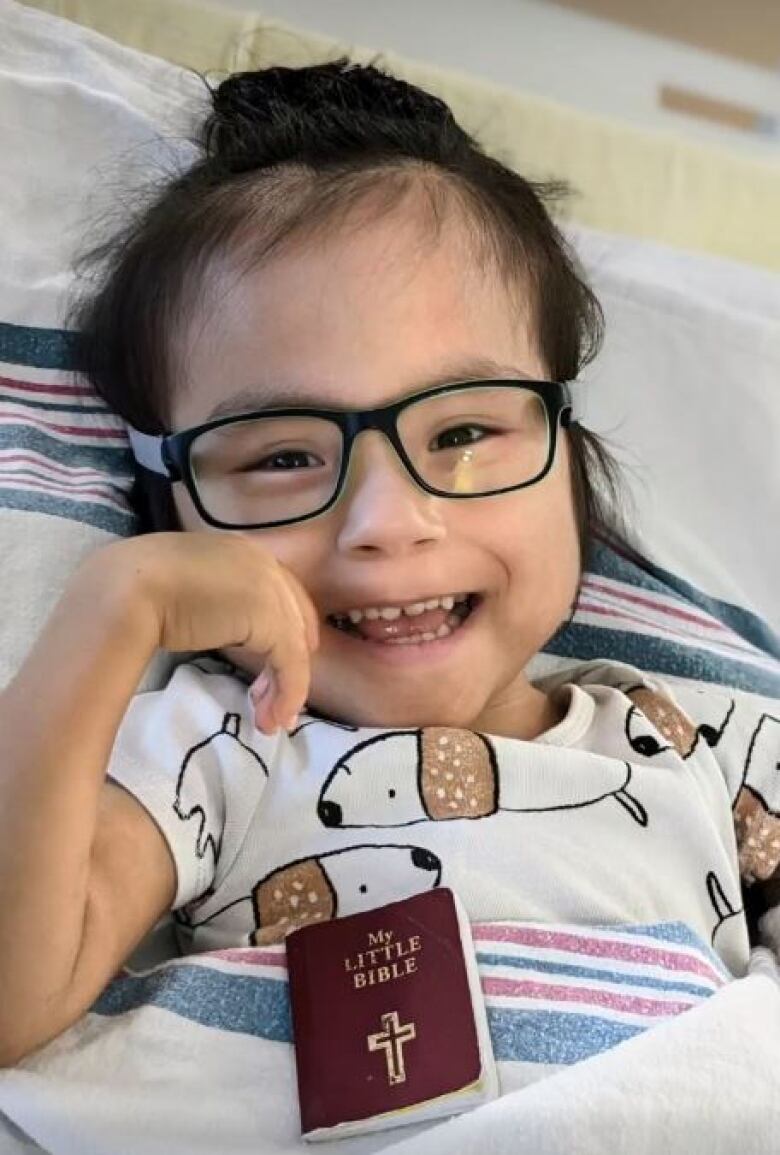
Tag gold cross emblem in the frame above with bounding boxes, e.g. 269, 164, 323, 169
367, 1010, 417, 1085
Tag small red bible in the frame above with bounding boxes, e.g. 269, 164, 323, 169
286, 887, 498, 1142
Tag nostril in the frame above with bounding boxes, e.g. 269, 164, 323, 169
411, 847, 440, 873
318, 800, 343, 827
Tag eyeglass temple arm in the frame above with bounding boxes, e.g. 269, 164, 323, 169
126, 424, 170, 477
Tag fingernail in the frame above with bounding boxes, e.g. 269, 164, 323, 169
250, 672, 271, 702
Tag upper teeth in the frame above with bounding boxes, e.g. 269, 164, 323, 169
336, 593, 469, 624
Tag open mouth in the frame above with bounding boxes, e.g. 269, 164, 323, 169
326, 593, 483, 645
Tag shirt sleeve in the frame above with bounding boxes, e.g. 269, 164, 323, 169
652, 678, 780, 938
106, 658, 276, 911
537, 658, 780, 942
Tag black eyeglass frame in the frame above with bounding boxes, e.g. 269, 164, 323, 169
129, 378, 574, 531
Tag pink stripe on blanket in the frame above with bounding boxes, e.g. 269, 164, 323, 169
0, 451, 122, 479
576, 600, 758, 661
207, 947, 288, 969
582, 577, 737, 635
0, 473, 126, 507
0, 411, 124, 439
0, 373, 95, 397
0, 461, 123, 489
481, 974, 693, 1017
473, 925, 724, 985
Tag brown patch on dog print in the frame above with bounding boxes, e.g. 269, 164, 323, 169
626, 688, 698, 757
251, 858, 336, 945
733, 788, 780, 884
419, 728, 498, 819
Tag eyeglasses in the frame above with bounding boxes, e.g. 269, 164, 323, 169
126, 378, 574, 531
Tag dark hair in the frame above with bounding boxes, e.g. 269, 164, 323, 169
71, 58, 636, 594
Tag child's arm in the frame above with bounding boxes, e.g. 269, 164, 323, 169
0, 551, 171, 1065
0, 532, 319, 1066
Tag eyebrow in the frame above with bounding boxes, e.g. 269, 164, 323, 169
204, 357, 537, 422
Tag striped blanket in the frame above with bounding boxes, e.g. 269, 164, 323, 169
2, 922, 778, 1155
99, 921, 732, 1067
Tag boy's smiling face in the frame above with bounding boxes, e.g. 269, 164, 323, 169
170, 198, 581, 737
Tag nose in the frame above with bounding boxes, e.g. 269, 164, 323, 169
335, 432, 446, 555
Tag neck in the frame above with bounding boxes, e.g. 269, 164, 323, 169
303, 678, 565, 739
471, 682, 565, 741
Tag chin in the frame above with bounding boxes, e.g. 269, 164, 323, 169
311, 687, 478, 732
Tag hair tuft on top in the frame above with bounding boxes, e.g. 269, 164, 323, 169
204, 58, 461, 173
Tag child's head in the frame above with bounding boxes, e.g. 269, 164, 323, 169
74, 60, 626, 731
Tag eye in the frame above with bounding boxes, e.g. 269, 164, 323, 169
430, 425, 491, 451
359, 884, 368, 894
629, 735, 663, 757
246, 450, 323, 472
388, 789, 396, 799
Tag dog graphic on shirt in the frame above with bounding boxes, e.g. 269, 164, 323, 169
174, 711, 269, 876
317, 727, 648, 829
626, 688, 780, 886
624, 685, 734, 760
250, 843, 442, 945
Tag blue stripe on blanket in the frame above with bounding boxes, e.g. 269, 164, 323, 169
487, 1007, 640, 1063
94, 967, 293, 1042
0, 391, 108, 415
92, 920, 723, 1067
0, 487, 133, 535
615, 920, 730, 970
589, 537, 780, 661
0, 323, 136, 535
550, 621, 780, 697
92, 968, 644, 1063
474, 951, 717, 1000
0, 424, 131, 473
0, 321, 79, 370
544, 541, 780, 696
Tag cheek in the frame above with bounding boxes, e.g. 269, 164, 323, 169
491, 448, 581, 600
173, 481, 334, 601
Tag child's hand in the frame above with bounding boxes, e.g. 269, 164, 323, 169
118, 531, 319, 736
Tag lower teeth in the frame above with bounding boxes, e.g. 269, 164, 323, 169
382, 612, 463, 644
329, 597, 476, 644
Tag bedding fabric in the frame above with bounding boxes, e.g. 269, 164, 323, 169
20, 0, 780, 273
2, 941, 779, 1155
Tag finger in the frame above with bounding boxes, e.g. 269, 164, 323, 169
249, 667, 280, 735
281, 567, 320, 654
248, 585, 312, 731
237, 536, 319, 654
268, 631, 311, 731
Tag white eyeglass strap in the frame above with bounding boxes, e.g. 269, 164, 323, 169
125, 424, 169, 477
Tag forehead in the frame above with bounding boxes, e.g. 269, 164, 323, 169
174, 205, 542, 429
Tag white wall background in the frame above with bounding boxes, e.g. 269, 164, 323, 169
209, 0, 780, 157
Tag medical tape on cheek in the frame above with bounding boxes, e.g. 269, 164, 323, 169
451, 448, 476, 494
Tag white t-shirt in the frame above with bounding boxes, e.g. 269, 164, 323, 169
107, 657, 780, 978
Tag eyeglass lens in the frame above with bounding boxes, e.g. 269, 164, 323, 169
188, 385, 550, 527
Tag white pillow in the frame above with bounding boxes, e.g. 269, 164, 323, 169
568, 223, 780, 633
0, 0, 201, 689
